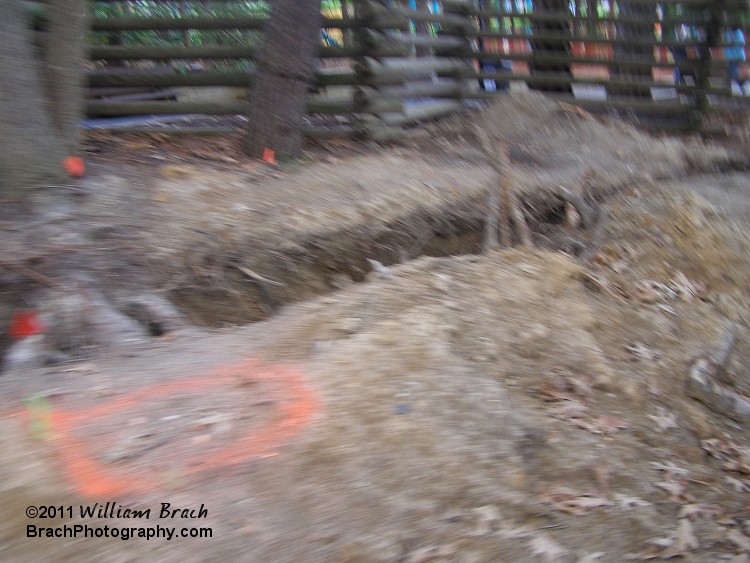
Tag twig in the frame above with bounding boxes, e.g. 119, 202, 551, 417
500, 164, 512, 247
510, 197, 533, 247
0, 259, 59, 288
233, 264, 285, 287
580, 206, 609, 262
407, 225, 435, 259
686, 324, 749, 422
475, 125, 502, 252
712, 323, 737, 375
553, 186, 593, 229
111, 434, 175, 462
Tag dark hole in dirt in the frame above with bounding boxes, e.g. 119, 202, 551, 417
167, 202, 489, 326
147, 321, 166, 338
167, 195, 576, 328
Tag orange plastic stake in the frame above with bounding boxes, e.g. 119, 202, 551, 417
63, 156, 86, 178
262, 148, 277, 165
9, 310, 46, 339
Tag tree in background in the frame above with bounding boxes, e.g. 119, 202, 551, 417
0, 0, 88, 196
243, 0, 323, 160
44, 1, 89, 156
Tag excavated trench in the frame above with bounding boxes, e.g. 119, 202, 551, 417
167, 192, 582, 327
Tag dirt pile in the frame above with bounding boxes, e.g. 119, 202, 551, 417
1, 92, 750, 561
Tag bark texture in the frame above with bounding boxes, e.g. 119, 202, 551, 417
243, 0, 322, 159
0, 0, 65, 195
44, 0, 89, 155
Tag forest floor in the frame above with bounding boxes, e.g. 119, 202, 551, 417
2, 92, 750, 562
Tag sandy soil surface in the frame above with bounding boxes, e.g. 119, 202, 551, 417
1, 92, 750, 562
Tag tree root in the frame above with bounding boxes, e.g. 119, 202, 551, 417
553, 186, 593, 229
0, 259, 59, 288
510, 198, 533, 247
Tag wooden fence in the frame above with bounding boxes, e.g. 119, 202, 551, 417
28, 1, 750, 137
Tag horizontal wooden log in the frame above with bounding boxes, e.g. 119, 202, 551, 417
85, 98, 403, 117
469, 51, 705, 73
357, 56, 471, 77
89, 43, 407, 61
86, 86, 155, 99
471, 9, 711, 27
91, 15, 264, 31
391, 33, 468, 50
447, 69, 733, 97
87, 70, 405, 89
475, 30, 707, 50
89, 45, 258, 60
90, 15, 404, 32
371, 100, 465, 126
85, 100, 249, 116
316, 81, 463, 103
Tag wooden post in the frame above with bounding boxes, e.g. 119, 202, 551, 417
693, 0, 724, 132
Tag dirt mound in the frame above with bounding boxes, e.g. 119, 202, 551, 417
2, 93, 750, 561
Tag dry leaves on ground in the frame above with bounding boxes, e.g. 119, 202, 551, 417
647, 408, 679, 433
654, 480, 694, 504
540, 485, 612, 516
529, 533, 567, 563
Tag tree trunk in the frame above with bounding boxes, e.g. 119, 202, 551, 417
43, 0, 89, 155
242, 0, 322, 160
0, 0, 66, 196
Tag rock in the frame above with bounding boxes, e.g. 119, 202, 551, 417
2, 335, 47, 372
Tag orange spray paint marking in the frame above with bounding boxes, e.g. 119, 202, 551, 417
34, 358, 321, 499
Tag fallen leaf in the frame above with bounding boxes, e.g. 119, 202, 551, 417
405, 542, 458, 563
594, 415, 629, 434
670, 271, 703, 301
726, 476, 750, 493
645, 535, 674, 549
729, 529, 750, 553
702, 438, 742, 459
651, 461, 689, 477
634, 280, 668, 303
469, 505, 502, 537
594, 463, 614, 495
647, 408, 679, 433
576, 553, 605, 563
529, 534, 567, 562
541, 487, 612, 515
569, 376, 594, 398
655, 481, 690, 503
678, 504, 722, 520
723, 460, 750, 475
674, 518, 699, 551
549, 400, 589, 420
613, 493, 650, 508
570, 418, 602, 434
560, 495, 612, 514
626, 342, 662, 362
497, 524, 534, 540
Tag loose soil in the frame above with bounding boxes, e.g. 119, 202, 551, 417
2, 92, 750, 562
